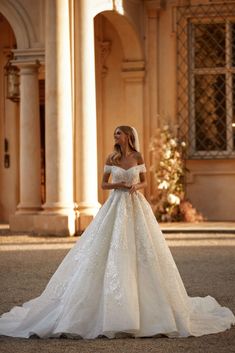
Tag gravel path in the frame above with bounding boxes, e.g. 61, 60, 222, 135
0, 233, 234, 353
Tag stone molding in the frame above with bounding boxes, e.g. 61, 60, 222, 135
122, 60, 145, 72
12, 48, 45, 65
187, 171, 235, 184
144, 0, 166, 10
121, 60, 145, 82
145, 0, 166, 19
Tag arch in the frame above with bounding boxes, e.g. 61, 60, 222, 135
94, 8, 145, 205
90, 0, 143, 61
101, 10, 143, 61
0, 0, 37, 48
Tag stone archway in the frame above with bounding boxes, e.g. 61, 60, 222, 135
102, 10, 143, 60
94, 11, 145, 203
0, 0, 36, 49
0, 0, 40, 223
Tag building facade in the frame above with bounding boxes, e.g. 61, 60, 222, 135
0, 0, 235, 235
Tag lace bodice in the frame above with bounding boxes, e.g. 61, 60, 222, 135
104, 164, 146, 186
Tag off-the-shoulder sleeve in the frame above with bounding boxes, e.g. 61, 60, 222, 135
104, 165, 112, 174
138, 164, 146, 173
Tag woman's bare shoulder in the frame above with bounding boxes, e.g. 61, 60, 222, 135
105, 154, 113, 166
133, 151, 145, 165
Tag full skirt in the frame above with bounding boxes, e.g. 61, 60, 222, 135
0, 190, 234, 339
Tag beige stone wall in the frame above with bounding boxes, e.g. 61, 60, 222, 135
74, 0, 235, 222
0, 0, 235, 231
186, 160, 235, 221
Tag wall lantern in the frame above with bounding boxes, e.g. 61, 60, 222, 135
4, 55, 20, 102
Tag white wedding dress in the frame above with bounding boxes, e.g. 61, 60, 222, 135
0, 164, 234, 339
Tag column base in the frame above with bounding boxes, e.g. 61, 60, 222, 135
77, 201, 101, 232
34, 213, 76, 236
78, 214, 95, 232
10, 214, 35, 232
17, 202, 42, 213
10, 212, 76, 236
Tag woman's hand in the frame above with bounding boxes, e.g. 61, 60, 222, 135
117, 182, 139, 193
129, 184, 138, 194
119, 181, 131, 190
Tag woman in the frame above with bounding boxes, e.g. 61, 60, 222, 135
0, 126, 234, 339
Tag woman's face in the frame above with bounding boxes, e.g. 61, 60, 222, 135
114, 128, 127, 147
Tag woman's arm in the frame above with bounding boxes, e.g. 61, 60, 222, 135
101, 172, 130, 190
101, 153, 147, 193
129, 152, 147, 194
101, 155, 130, 190
129, 172, 147, 194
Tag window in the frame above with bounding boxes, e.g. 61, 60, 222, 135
177, 3, 235, 158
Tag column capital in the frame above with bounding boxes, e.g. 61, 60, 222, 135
11, 48, 41, 73
175, 0, 190, 6
13, 61, 40, 74
12, 48, 45, 65
145, 0, 166, 17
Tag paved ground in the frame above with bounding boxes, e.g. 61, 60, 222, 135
0, 231, 234, 353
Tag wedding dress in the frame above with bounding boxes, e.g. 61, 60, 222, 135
0, 164, 234, 339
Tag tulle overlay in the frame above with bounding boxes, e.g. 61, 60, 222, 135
0, 164, 234, 339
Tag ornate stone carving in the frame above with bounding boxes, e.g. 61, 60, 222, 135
100, 40, 112, 77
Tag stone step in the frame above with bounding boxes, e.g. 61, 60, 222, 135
160, 222, 235, 234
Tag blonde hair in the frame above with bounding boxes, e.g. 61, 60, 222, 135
110, 126, 137, 165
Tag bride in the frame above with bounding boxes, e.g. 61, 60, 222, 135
0, 125, 234, 339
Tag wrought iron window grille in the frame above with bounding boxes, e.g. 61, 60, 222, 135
176, 2, 235, 159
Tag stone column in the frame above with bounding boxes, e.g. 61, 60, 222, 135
146, 8, 159, 132
77, 0, 100, 230
34, 0, 75, 235
10, 63, 41, 231
18, 64, 41, 212
145, 1, 163, 198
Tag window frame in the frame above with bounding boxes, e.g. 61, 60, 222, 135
176, 4, 235, 159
